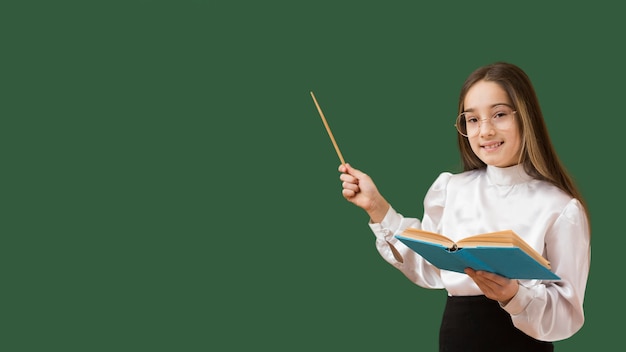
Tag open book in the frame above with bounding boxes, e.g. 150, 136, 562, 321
394, 228, 560, 280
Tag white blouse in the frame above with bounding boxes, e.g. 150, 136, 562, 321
369, 164, 590, 342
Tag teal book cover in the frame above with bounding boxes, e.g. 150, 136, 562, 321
394, 232, 561, 280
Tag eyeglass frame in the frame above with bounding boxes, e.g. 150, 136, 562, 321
454, 107, 517, 137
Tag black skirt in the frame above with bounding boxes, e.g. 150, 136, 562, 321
439, 295, 554, 352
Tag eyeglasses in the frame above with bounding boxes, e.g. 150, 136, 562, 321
455, 107, 517, 137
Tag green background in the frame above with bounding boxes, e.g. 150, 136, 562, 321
3, 1, 621, 351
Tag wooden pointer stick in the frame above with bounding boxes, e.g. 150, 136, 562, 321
310, 91, 346, 165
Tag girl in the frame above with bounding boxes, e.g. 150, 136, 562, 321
339, 62, 591, 351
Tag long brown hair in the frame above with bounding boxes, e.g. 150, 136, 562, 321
456, 62, 589, 216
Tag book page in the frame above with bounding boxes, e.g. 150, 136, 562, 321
457, 230, 550, 268
401, 228, 454, 247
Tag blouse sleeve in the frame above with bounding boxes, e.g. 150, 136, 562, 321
502, 198, 591, 341
368, 172, 453, 289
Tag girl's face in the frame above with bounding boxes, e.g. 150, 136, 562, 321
462, 80, 522, 168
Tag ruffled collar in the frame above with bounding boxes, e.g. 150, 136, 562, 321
486, 164, 534, 186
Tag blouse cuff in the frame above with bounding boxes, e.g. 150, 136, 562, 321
368, 206, 403, 240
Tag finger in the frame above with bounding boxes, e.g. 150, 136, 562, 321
342, 188, 356, 198
466, 269, 503, 284
339, 165, 360, 185
345, 163, 368, 179
342, 181, 360, 193
339, 173, 359, 184
476, 271, 509, 285
465, 269, 494, 287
